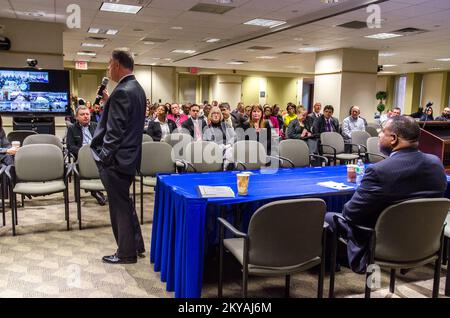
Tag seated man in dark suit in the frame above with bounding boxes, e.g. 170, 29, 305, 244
325, 115, 447, 273
181, 104, 207, 141
220, 102, 245, 129
312, 105, 340, 136
66, 105, 106, 205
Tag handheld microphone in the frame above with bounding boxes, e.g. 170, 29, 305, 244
93, 77, 109, 106
425, 101, 433, 111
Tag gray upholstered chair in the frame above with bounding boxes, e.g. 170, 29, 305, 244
366, 137, 387, 163
136, 142, 176, 224
320, 132, 360, 165
277, 139, 328, 168
5, 144, 70, 236
444, 212, 450, 297
23, 134, 63, 150
365, 124, 380, 137
181, 141, 224, 173
329, 198, 450, 298
232, 140, 267, 170
218, 198, 327, 298
142, 134, 153, 143
351, 131, 371, 159
72, 144, 105, 230
6, 130, 37, 145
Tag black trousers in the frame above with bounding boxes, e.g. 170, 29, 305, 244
97, 164, 144, 258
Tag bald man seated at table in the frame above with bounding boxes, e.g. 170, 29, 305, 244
325, 116, 447, 273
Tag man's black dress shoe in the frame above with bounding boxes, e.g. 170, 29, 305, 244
102, 254, 137, 264
137, 249, 146, 258
91, 191, 107, 206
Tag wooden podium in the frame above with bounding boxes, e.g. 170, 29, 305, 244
418, 121, 450, 171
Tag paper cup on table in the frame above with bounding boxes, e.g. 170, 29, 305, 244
346, 165, 357, 183
11, 141, 20, 148
237, 173, 250, 196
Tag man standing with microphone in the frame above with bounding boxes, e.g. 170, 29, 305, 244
91, 48, 145, 264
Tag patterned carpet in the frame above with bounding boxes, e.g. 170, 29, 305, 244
0, 187, 447, 298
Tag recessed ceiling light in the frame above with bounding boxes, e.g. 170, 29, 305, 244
171, 50, 196, 54
256, 56, 276, 59
100, 2, 142, 14
163, 58, 172, 61
365, 33, 403, 40
429, 67, 442, 70
88, 27, 118, 35
379, 52, 396, 57
298, 47, 322, 52
82, 43, 105, 48
77, 52, 96, 57
244, 18, 286, 28
143, 42, 155, 45
436, 58, 450, 62
293, 37, 303, 41
171, 26, 183, 30
152, 57, 161, 60
205, 38, 221, 43
383, 64, 397, 67
379, 71, 396, 74
227, 61, 248, 65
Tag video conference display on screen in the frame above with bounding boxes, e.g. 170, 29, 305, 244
0, 68, 70, 116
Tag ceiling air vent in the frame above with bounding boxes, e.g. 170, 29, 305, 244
278, 51, 299, 55
247, 46, 272, 50
337, 21, 367, 29
392, 27, 429, 36
141, 37, 168, 43
200, 58, 219, 61
405, 61, 423, 64
86, 36, 109, 42
189, 3, 235, 14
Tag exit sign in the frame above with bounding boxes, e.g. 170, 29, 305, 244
189, 67, 199, 74
75, 61, 88, 70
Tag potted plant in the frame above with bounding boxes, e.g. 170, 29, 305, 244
376, 91, 388, 114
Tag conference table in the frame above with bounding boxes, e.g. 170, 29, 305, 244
150, 165, 450, 298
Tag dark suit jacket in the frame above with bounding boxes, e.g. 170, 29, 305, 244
181, 117, 207, 139
342, 148, 447, 273
90, 75, 146, 175
66, 121, 97, 159
312, 115, 340, 137
146, 119, 177, 142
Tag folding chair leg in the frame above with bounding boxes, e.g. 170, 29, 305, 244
21, 194, 24, 207
443, 238, 448, 266
14, 193, 18, 225
140, 176, 144, 225
242, 265, 248, 298
64, 188, 70, 231
11, 192, 16, 236
76, 182, 82, 230
218, 226, 224, 298
328, 231, 337, 298
445, 238, 450, 296
365, 269, 372, 299
285, 275, 290, 298
432, 258, 441, 298
389, 269, 396, 294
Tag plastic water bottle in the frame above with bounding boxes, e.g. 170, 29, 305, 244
356, 159, 365, 187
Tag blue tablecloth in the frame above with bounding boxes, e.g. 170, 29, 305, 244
150, 165, 361, 298
150, 166, 450, 298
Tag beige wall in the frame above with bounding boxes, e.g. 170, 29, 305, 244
313, 74, 342, 114
421, 72, 445, 112
211, 75, 242, 107
340, 73, 378, 122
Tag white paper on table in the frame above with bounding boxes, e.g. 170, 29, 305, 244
317, 181, 354, 191
197, 185, 235, 198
